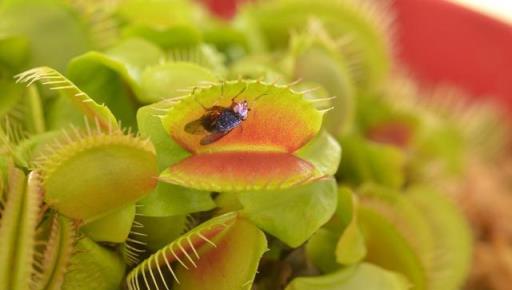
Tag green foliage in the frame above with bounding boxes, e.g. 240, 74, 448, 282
358, 208, 427, 290
139, 62, 217, 103
81, 204, 136, 243
305, 228, 340, 273
337, 135, 405, 188
0, 1, 91, 71
33, 214, 76, 290
240, 177, 337, 247
0, 1, 482, 290
38, 127, 158, 222
61, 237, 125, 290
0, 168, 40, 290
286, 263, 410, 290
406, 186, 472, 290
236, 0, 392, 87
296, 130, 342, 176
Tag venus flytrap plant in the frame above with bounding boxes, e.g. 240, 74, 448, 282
127, 69, 341, 288
32, 214, 77, 290
69, 0, 120, 50
0, 0, 499, 289
135, 100, 217, 215
15, 66, 158, 224
66, 38, 166, 128
235, 0, 393, 88
305, 187, 356, 273
334, 192, 366, 266
286, 263, 410, 290
81, 204, 136, 243
139, 62, 218, 103
133, 214, 188, 254
14, 67, 118, 131
126, 212, 267, 290
0, 35, 38, 135
406, 186, 472, 290
357, 206, 427, 290
159, 80, 333, 191
288, 27, 356, 136
0, 1, 91, 71
0, 167, 41, 290
356, 185, 433, 290
33, 124, 157, 222
61, 235, 125, 290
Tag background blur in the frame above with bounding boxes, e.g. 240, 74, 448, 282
450, 0, 512, 24
204, 0, 512, 114
392, 0, 512, 115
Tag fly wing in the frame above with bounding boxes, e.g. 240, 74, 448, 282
184, 118, 206, 135
200, 131, 229, 145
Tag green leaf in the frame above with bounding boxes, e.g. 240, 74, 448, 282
135, 214, 187, 253
290, 30, 355, 136
202, 21, 249, 60
406, 186, 472, 290
67, 38, 165, 127
358, 184, 435, 274
337, 135, 405, 189
67, 51, 139, 128
136, 100, 191, 170
15, 66, 118, 131
62, 237, 125, 290
14, 130, 59, 168
139, 61, 217, 103
137, 182, 215, 217
296, 130, 341, 176
335, 214, 366, 265
107, 38, 165, 73
0, 35, 29, 70
0, 168, 41, 290
122, 25, 202, 49
305, 228, 340, 273
0, 78, 23, 117
116, 0, 206, 29
229, 54, 286, 81
334, 186, 354, 231
0, 1, 90, 71
81, 204, 136, 243
240, 177, 337, 247
0, 78, 46, 135
358, 208, 427, 290
286, 263, 410, 290
214, 192, 243, 214
19, 85, 45, 134
335, 190, 366, 265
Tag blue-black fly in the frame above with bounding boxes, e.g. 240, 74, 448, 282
185, 87, 250, 145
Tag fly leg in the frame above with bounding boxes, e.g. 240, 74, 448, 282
231, 83, 248, 103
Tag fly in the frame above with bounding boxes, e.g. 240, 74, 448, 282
185, 96, 250, 145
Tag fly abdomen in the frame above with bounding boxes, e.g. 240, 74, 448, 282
214, 110, 242, 132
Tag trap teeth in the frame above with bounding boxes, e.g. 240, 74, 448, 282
162, 80, 323, 154
36, 129, 158, 222
159, 80, 333, 192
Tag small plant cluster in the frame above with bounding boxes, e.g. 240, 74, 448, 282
0, 1, 509, 290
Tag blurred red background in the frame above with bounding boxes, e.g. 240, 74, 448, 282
202, 0, 512, 114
